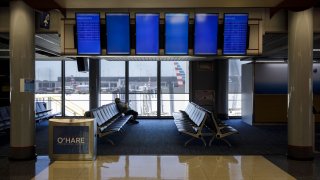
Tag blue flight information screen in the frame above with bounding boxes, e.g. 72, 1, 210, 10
136, 14, 159, 55
76, 13, 101, 55
223, 14, 248, 55
106, 13, 130, 54
165, 14, 189, 55
194, 14, 218, 55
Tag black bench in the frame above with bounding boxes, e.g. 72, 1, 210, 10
192, 102, 239, 147
0, 106, 10, 132
172, 102, 209, 146
86, 103, 133, 145
35, 102, 58, 123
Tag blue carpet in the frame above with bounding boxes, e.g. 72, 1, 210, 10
97, 119, 288, 155
0, 119, 319, 156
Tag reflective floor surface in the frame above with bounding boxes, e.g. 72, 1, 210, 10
0, 155, 296, 180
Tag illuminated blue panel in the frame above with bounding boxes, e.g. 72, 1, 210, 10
106, 13, 130, 54
223, 14, 248, 55
194, 14, 218, 55
165, 14, 189, 55
76, 13, 101, 55
136, 14, 159, 55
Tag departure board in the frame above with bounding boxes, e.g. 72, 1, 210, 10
223, 14, 248, 55
76, 13, 101, 55
136, 14, 159, 55
106, 13, 130, 54
194, 14, 218, 55
165, 14, 189, 55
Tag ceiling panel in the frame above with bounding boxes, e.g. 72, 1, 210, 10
262, 33, 320, 59
35, 33, 61, 56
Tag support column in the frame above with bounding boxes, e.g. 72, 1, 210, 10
89, 59, 100, 109
288, 8, 314, 160
9, 1, 36, 160
125, 61, 129, 103
157, 61, 161, 117
217, 60, 229, 120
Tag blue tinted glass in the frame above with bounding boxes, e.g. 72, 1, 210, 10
194, 14, 218, 55
136, 14, 159, 55
223, 14, 248, 55
165, 14, 189, 55
76, 13, 101, 55
106, 14, 130, 54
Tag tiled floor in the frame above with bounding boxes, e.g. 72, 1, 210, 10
0, 155, 295, 180
265, 155, 320, 180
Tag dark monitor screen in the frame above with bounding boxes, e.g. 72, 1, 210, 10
76, 57, 89, 72
165, 14, 189, 55
76, 13, 101, 55
194, 14, 219, 55
136, 13, 159, 55
106, 13, 130, 55
223, 14, 248, 55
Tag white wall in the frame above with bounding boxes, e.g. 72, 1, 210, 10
241, 63, 254, 125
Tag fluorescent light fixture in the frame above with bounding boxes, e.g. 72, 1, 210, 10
313, 49, 320, 52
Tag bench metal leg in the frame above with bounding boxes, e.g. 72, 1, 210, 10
184, 137, 195, 146
222, 139, 232, 147
105, 138, 115, 146
200, 136, 206, 147
209, 136, 232, 147
209, 136, 215, 146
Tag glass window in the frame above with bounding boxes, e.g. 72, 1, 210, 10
35, 61, 62, 115
129, 61, 157, 116
228, 59, 247, 116
65, 61, 89, 116
100, 60, 125, 105
161, 61, 189, 116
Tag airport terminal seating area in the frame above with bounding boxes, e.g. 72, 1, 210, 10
85, 103, 133, 145
0, 102, 56, 133
173, 102, 239, 147
0, 106, 10, 132
35, 102, 58, 123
